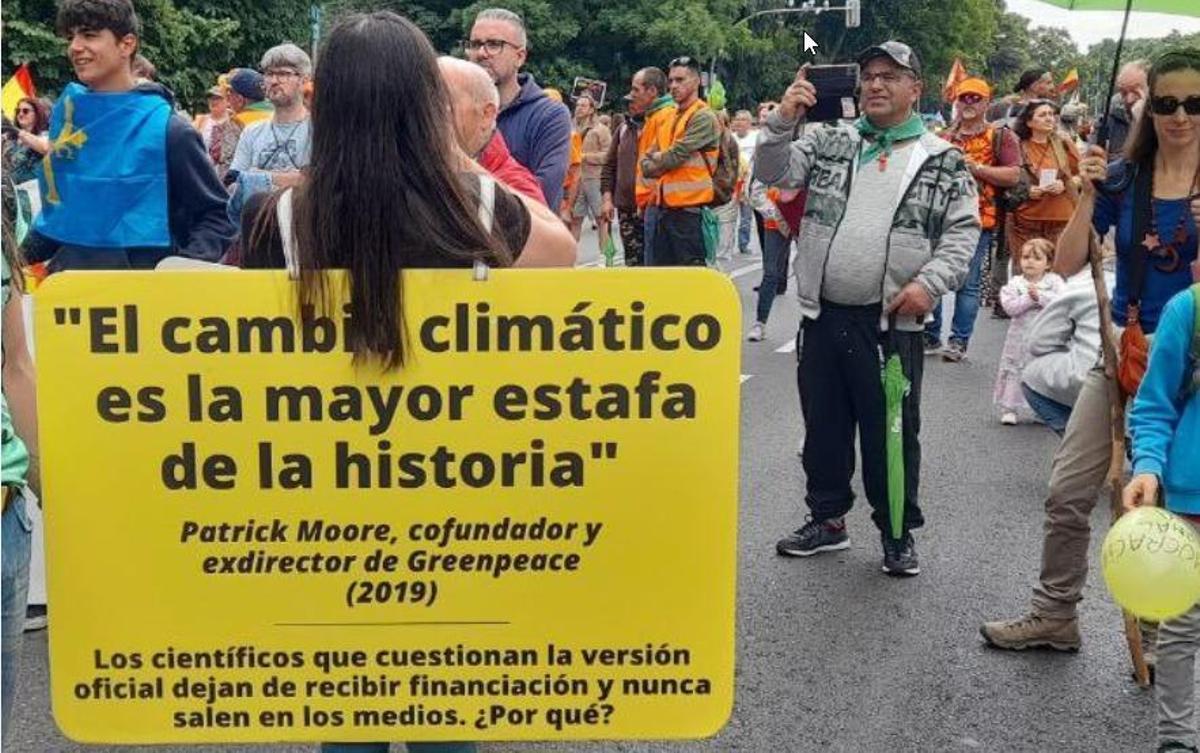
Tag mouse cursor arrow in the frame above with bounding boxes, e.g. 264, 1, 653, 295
803, 32, 819, 56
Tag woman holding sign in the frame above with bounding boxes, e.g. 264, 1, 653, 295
241, 10, 574, 752
1007, 99, 1081, 260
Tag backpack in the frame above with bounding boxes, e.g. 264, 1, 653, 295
707, 132, 739, 206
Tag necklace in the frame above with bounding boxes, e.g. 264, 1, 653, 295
1143, 157, 1200, 273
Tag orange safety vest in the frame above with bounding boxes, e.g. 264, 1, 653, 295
657, 99, 718, 209
634, 102, 677, 209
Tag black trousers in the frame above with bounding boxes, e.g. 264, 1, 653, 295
651, 209, 707, 267
796, 301, 925, 536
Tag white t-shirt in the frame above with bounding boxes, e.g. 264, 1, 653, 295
734, 130, 759, 170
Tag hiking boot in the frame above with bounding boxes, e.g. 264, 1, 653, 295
881, 533, 920, 576
776, 517, 849, 557
923, 334, 942, 355
1157, 742, 1198, 752
979, 614, 1081, 652
747, 322, 765, 342
942, 338, 967, 362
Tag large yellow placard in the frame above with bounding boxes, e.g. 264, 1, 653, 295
35, 268, 739, 743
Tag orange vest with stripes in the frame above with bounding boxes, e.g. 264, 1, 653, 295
657, 99, 718, 208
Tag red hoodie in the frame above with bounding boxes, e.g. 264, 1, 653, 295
479, 130, 547, 206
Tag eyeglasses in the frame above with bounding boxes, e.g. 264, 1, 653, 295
264, 69, 300, 80
463, 38, 521, 55
957, 93, 984, 105
669, 56, 701, 71
861, 71, 913, 86
1150, 95, 1200, 116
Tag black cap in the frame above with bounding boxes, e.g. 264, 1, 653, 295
857, 40, 921, 78
1015, 69, 1050, 94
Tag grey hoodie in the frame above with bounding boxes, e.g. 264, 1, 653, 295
754, 111, 980, 332
1021, 269, 1113, 407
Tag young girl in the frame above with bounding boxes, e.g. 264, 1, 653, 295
1123, 283, 1200, 753
995, 238, 1064, 424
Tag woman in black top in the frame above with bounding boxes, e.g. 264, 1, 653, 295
241, 11, 574, 753
242, 10, 574, 370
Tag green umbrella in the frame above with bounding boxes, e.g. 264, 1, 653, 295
881, 346, 910, 541
1040, 0, 1200, 146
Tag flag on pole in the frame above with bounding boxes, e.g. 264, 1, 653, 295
2, 64, 36, 120
942, 57, 967, 103
1059, 68, 1080, 95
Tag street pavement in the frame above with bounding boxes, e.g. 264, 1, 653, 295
6, 227, 1156, 751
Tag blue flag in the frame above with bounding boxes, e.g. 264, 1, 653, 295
34, 82, 172, 249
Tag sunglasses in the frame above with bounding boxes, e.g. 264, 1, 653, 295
957, 93, 984, 105
16, 107, 34, 115
1150, 95, 1200, 116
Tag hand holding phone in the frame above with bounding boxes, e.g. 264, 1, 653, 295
779, 67, 817, 122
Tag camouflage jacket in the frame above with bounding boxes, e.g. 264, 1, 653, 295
754, 112, 981, 332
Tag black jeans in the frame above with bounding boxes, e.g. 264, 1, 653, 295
651, 209, 706, 266
796, 301, 926, 536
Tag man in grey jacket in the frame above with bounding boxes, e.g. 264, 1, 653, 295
757, 41, 980, 576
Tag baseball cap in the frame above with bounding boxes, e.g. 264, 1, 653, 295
207, 85, 226, 98
227, 68, 265, 101
857, 40, 921, 78
955, 78, 992, 100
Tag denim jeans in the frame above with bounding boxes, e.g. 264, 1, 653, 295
1021, 383, 1073, 435
2, 489, 33, 736
642, 204, 661, 266
755, 230, 790, 324
737, 200, 753, 252
320, 743, 477, 753
926, 229, 992, 346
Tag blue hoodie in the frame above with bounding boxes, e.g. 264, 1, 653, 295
24, 82, 235, 271
496, 73, 572, 209
1130, 285, 1200, 514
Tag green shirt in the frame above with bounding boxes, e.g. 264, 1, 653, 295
2, 255, 29, 487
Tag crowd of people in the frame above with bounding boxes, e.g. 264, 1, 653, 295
1, 0, 1199, 751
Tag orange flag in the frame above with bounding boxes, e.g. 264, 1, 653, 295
942, 57, 967, 103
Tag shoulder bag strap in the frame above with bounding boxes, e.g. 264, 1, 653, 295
1128, 160, 1154, 314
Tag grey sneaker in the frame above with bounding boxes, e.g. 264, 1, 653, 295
941, 338, 967, 362
980, 613, 1081, 652
923, 334, 942, 355
776, 517, 850, 557
881, 533, 920, 576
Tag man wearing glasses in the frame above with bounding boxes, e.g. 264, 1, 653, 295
466, 8, 571, 210
227, 43, 312, 192
639, 56, 720, 266
926, 77, 1021, 361
757, 40, 979, 576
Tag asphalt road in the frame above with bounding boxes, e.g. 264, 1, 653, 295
6, 227, 1155, 752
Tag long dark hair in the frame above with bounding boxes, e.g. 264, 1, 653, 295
293, 11, 508, 369
17, 97, 50, 134
1125, 47, 1200, 167
1013, 99, 1060, 141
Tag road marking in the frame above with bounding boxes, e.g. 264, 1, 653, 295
740, 374, 752, 384
730, 262, 763, 279
775, 339, 796, 354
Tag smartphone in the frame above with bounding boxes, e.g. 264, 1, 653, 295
805, 63, 860, 123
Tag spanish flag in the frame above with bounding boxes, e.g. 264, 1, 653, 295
1059, 68, 1080, 95
2, 64, 36, 120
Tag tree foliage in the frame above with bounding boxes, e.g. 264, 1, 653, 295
4, 0, 1198, 116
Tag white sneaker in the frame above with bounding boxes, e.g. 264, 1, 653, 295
1001, 412, 1018, 425
747, 322, 765, 342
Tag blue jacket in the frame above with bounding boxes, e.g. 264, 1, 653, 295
1130, 286, 1200, 514
25, 83, 235, 271
496, 73, 572, 209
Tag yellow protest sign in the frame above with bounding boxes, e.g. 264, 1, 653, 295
35, 269, 740, 743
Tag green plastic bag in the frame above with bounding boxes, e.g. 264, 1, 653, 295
700, 207, 719, 265
602, 232, 617, 267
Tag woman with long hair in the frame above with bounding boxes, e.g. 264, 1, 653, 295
4, 96, 51, 184
1007, 98, 1081, 258
241, 11, 574, 752
981, 48, 1200, 688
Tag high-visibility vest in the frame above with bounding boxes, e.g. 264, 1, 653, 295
657, 99, 718, 209
634, 103, 676, 209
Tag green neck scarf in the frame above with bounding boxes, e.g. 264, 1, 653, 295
856, 113, 926, 165
646, 94, 675, 115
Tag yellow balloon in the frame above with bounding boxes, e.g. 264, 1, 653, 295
1102, 506, 1200, 621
